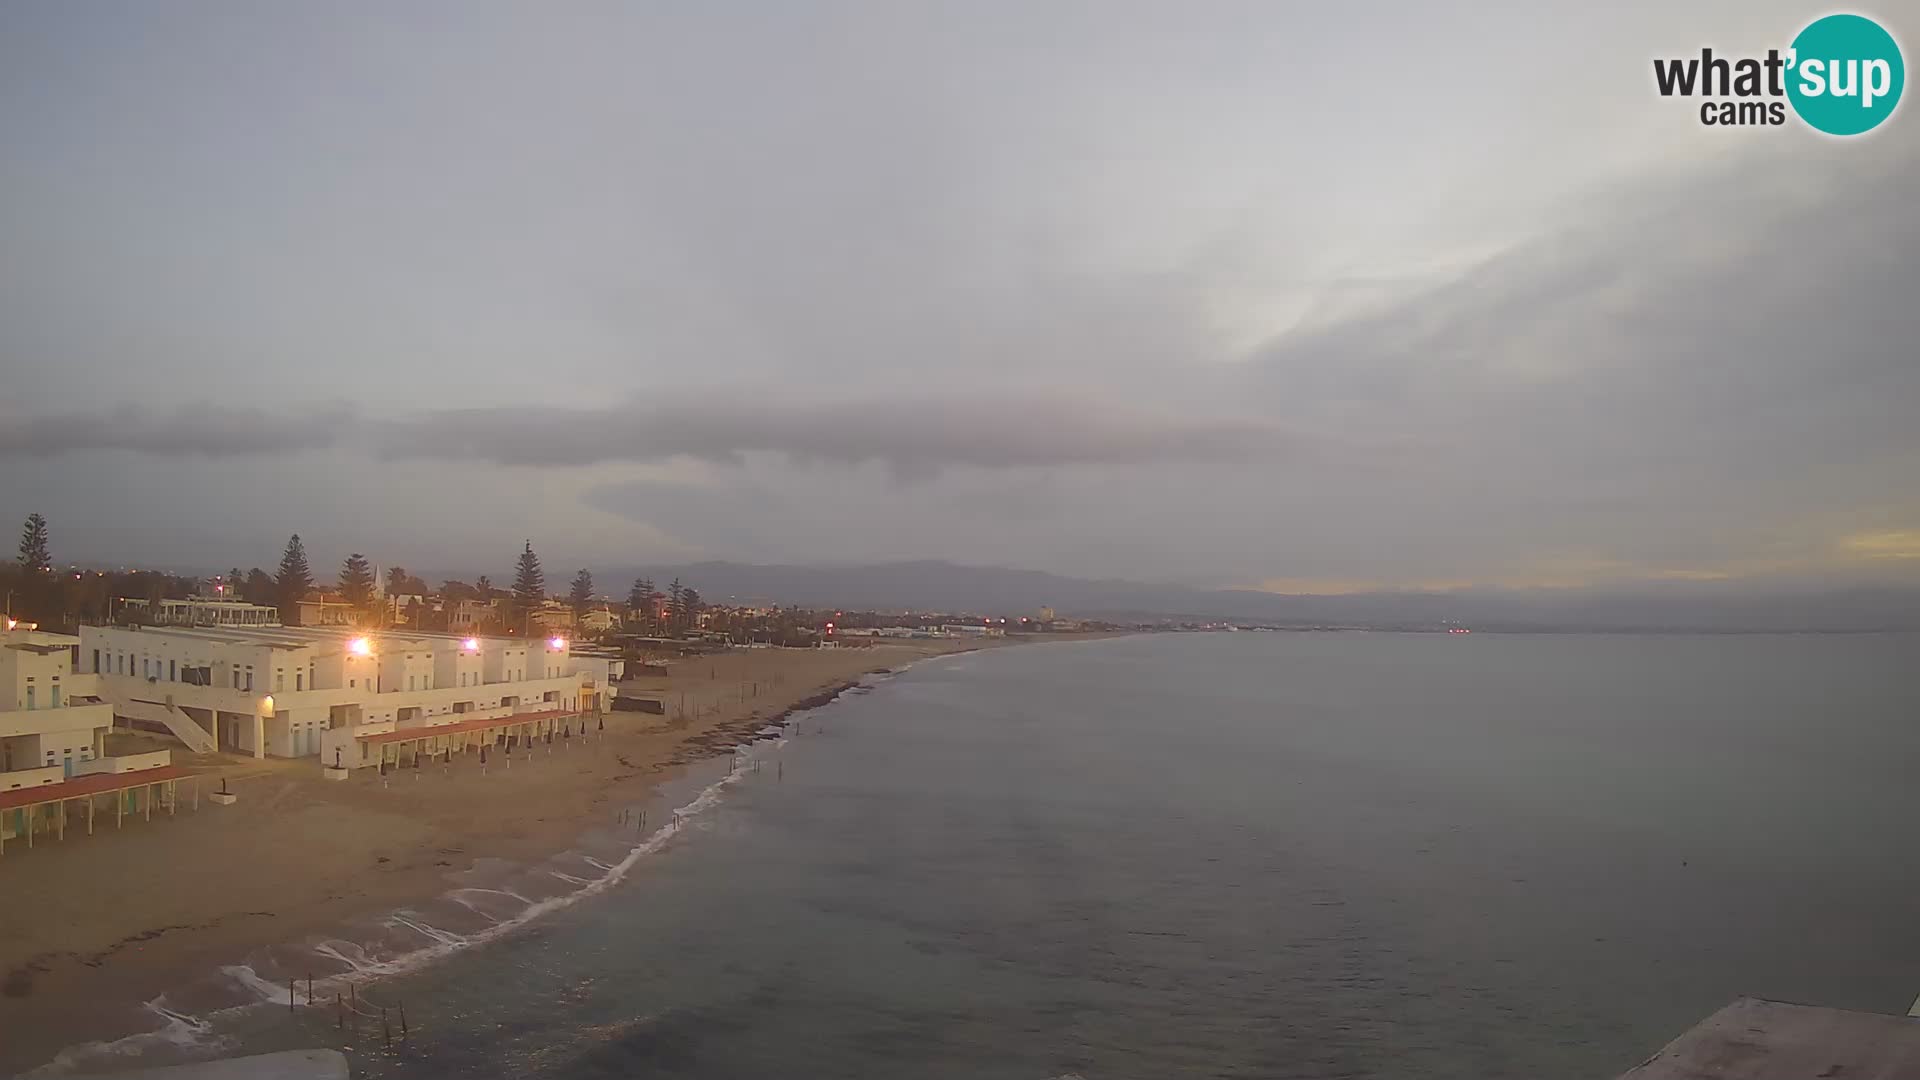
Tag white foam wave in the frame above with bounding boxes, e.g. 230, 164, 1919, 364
29, 764, 754, 1075
387, 913, 467, 947
24, 1000, 228, 1076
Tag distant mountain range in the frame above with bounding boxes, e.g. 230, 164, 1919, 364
423, 559, 1920, 633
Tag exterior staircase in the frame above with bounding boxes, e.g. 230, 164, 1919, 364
111, 696, 218, 755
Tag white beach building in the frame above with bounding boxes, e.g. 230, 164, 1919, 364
1, 629, 116, 788
78, 624, 621, 768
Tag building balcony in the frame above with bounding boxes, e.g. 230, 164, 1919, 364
0, 701, 114, 739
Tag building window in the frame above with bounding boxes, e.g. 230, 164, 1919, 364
245, 671, 253, 691
296, 672, 304, 691
276, 673, 285, 692
92, 649, 100, 673
169, 659, 177, 681
51, 686, 61, 707
26, 687, 36, 710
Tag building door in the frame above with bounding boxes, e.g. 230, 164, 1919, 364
63, 751, 74, 779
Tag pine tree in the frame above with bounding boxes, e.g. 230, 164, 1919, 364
275, 534, 314, 620
339, 553, 375, 608
666, 578, 684, 632
475, 575, 495, 601
244, 568, 275, 604
682, 587, 702, 629
17, 513, 51, 573
512, 541, 545, 604
568, 569, 594, 615
627, 577, 654, 616
225, 567, 243, 596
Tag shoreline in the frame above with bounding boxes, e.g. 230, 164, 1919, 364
0, 638, 1020, 1076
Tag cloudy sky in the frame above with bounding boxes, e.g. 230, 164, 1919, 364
2, 1, 1915, 592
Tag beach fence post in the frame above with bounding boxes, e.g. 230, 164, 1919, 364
336, 992, 343, 1029
308, 973, 314, 1004
290, 981, 296, 1012
399, 1000, 408, 1039
382, 1007, 391, 1048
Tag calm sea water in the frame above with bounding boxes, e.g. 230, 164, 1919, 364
197, 633, 1920, 1077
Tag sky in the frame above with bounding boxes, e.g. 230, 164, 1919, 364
1, 1, 1916, 592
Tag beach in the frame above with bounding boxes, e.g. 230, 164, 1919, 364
0, 639, 996, 1075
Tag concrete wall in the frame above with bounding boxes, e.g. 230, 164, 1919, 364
74, 750, 171, 777
82, 628, 307, 694
2, 726, 98, 772
1, 765, 64, 791
1, 637, 78, 710
0, 701, 113, 740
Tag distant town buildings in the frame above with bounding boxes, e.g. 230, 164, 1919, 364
295, 597, 359, 627
122, 596, 282, 629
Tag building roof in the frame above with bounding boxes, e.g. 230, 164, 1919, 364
2, 629, 80, 652
0, 765, 193, 812
87, 624, 569, 654
354, 709, 583, 746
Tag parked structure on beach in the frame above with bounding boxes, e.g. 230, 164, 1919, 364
78, 624, 621, 765
1, 629, 115, 788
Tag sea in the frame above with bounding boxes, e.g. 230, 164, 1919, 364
32, 631, 1920, 1079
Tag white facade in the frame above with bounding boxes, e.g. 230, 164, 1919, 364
78, 624, 615, 762
126, 597, 282, 628
1, 629, 114, 785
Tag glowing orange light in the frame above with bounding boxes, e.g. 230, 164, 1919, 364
548, 636, 567, 650
463, 637, 480, 651
348, 637, 373, 656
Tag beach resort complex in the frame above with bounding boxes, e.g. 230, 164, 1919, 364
77, 623, 622, 767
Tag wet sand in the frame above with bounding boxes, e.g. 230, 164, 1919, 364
0, 640, 997, 1075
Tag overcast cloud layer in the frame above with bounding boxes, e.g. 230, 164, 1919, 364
1, 1, 1916, 592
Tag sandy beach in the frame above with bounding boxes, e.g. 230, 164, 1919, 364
0, 639, 998, 1075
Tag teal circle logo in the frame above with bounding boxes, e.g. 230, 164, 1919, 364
1787, 14, 1905, 135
